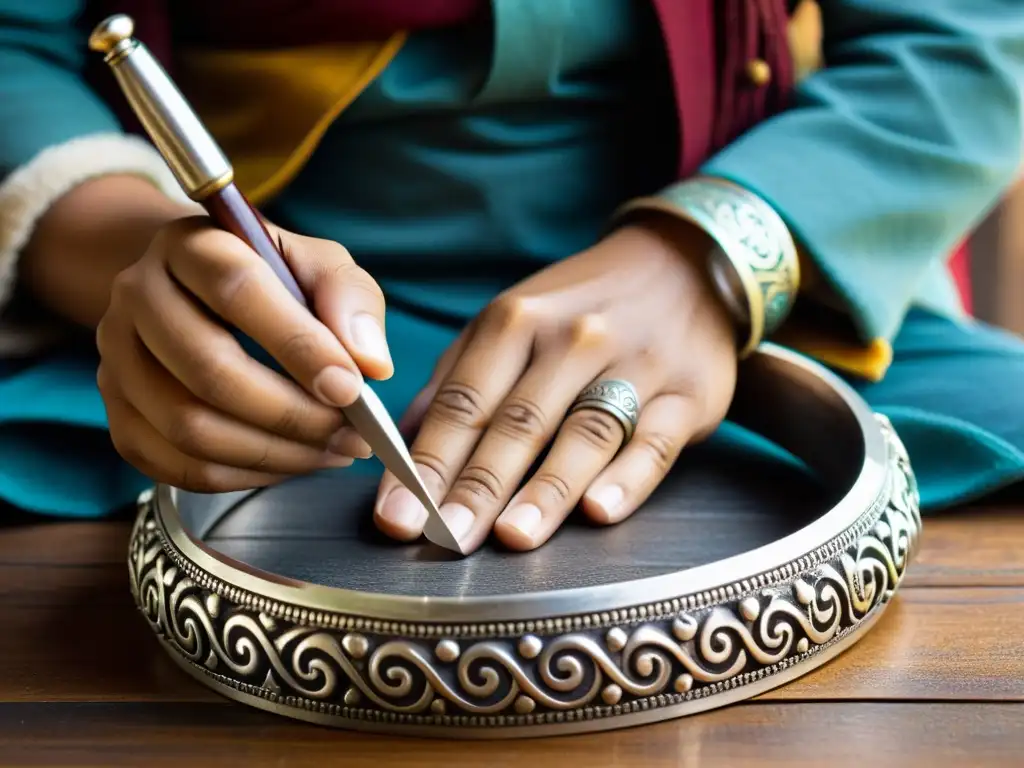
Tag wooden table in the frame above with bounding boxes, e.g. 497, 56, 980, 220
0, 502, 1021, 767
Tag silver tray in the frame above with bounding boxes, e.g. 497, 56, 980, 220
129, 344, 921, 737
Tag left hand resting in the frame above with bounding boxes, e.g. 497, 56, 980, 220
374, 220, 739, 552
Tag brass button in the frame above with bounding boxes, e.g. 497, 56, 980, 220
745, 58, 772, 87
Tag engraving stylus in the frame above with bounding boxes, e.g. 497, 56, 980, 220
89, 14, 462, 553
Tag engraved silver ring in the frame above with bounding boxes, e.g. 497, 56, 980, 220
568, 379, 640, 443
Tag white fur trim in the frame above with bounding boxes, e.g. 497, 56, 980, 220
0, 132, 192, 314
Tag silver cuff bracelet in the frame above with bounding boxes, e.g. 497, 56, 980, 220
129, 344, 920, 738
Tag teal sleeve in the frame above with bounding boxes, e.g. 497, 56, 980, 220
687, 0, 1024, 343
0, 1, 122, 177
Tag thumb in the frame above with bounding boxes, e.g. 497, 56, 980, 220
274, 226, 393, 381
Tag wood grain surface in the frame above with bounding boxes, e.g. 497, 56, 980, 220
0, 505, 1021, 766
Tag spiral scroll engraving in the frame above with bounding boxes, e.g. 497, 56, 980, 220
668, 181, 798, 335
129, 414, 920, 731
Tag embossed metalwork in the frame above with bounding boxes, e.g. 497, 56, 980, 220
569, 379, 640, 442
673, 178, 799, 354
617, 177, 800, 356
128, 411, 918, 737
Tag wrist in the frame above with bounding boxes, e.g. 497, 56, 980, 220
613, 217, 741, 355
21, 175, 196, 327
614, 177, 800, 356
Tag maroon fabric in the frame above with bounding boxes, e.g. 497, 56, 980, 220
649, 0, 717, 178
171, 0, 486, 47
644, 0, 794, 178
80, 0, 796, 183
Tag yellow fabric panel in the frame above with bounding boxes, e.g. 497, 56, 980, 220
776, 325, 893, 382
175, 34, 406, 206
789, 0, 823, 83
790, 240, 893, 381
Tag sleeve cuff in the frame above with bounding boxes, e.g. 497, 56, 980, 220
0, 132, 191, 315
620, 181, 895, 381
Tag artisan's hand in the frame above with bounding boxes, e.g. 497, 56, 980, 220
375, 221, 738, 552
97, 217, 390, 491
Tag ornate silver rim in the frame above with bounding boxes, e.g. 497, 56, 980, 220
127, 347, 921, 737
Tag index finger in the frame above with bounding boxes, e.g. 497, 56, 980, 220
162, 220, 363, 408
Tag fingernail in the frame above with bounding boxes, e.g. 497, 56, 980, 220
438, 503, 475, 542
327, 426, 373, 459
379, 487, 428, 533
322, 454, 355, 468
351, 314, 392, 366
312, 366, 361, 407
500, 503, 542, 539
587, 485, 624, 521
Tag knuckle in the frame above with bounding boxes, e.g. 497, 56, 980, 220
638, 431, 678, 472
492, 397, 548, 442
429, 381, 487, 429
484, 295, 539, 333
95, 364, 114, 398
108, 268, 139, 307
94, 316, 114, 358
109, 428, 148, 473
345, 270, 386, 305
564, 408, 623, 451
242, 442, 272, 472
270, 400, 305, 438
211, 257, 262, 315
451, 464, 505, 505
271, 396, 336, 442
275, 329, 326, 368
173, 218, 218, 261
187, 345, 238, 405
154, 217, 214, 259
167, 407, 213, 455
148, 220, 186, 260
408, 450, 453, 488
532, 471, 572, 503
567, 313, 611, 350
319, 240, 355, 271
672, 374, 703, 406
178, 461, 228, 493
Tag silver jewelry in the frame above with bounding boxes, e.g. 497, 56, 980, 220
615, 176, 800, 357
568, 379, 640, 442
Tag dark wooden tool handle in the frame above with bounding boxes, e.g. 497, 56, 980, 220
201, 183, 308, 309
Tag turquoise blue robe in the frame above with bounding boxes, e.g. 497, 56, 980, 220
0, 0, 1023, 517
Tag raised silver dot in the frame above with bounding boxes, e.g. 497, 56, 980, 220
342, 688, 362, 708
606, 627, 627, 652
794, 578, 815, 605
204, 593, 221, 617
672, 615, 698, 642
518, 634, 543, 659
435, 639, 460, 663
739, 596, 761, 622
342, 633, 369, 659
514, 695, 536, 715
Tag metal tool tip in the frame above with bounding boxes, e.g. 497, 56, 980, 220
89, 14, 135, 54
423, 514, 468, 556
